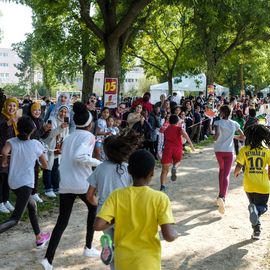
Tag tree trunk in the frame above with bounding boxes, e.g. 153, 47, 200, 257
239, 64, 244, 96
82, 60, 96, 103
206, 60, 216, 98
167, 71, 173, 96
103, 40, 121, 102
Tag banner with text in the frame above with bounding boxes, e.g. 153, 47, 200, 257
104, 78, 118, 108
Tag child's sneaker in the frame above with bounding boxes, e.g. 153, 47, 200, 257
36, 232, 51, 249
171, 165, 177, 181
32, 193, 44, 203
217, 197, 225, 214
83, 246, 100, 257
248, 203, 258, 226
40, 258, 53, 270
4, 201, 15, 211
45, 191, 57, 198
100, 234, 114, 265
251, 230, 260, 240
0, 202, 10, 213
160, 185, 167, 193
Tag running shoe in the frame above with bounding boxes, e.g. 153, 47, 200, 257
40, 258, 53, 270
251, 230, 260, 240
4, 201, 15, 211
217, 197, 225, 214
100, 234, 113, 265
83, 246, 100, 257
36, 232, 51, 249
0, 202, 10, 214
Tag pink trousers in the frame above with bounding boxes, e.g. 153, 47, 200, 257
215, 152, 233, 198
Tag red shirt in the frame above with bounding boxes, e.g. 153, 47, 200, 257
164, 124, 182, 148
131, 98, 153, 113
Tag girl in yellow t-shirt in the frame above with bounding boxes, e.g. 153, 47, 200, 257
234, 124, 270, 240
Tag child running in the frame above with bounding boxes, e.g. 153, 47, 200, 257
160, 114, 195, 192
94, 149, 178, 270
214, 105, 244, 214
234, 124, 270, 240
40, 102, 101, 270
0, 116, 50, 248
86, 130, 141, 270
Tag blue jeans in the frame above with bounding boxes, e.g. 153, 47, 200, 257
43, 158, 59, 193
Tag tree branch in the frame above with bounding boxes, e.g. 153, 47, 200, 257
109, 0, 152, 40
78, 0, 105, 40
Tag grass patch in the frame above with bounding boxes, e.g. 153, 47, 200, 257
194, 135, 215, 149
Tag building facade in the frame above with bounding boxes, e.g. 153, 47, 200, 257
0, 48, 20, 84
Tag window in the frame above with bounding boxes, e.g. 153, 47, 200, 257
5, 73, 9, 77
0, 73, 5, 77
0, 63, 8, 67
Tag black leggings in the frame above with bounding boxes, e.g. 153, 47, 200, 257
0, 186, 40, 235
0, 173, 9, 203
45, 193, 97, 264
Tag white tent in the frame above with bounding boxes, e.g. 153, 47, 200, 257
150, 73, 229, 103
260, 86, 270, 97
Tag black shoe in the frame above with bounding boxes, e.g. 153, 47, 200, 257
251, 230, 260, 240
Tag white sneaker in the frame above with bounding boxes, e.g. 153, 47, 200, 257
83, 246, 101, 257
45, 191, 57, 198
0, 202, 10, 213
4, 201, 15, 211
40, 258, 53, 270
217, 197, 225, 214
32, 194, 43, 203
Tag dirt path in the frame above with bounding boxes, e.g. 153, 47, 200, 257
1, 144, 270, 270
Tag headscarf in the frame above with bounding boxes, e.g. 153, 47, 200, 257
53, 93, 71, 117
30, 102, 41, 114
1, 97, 19, 135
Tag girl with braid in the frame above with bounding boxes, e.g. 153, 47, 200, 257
86, 130, 141, 269
234, 124, 270, 240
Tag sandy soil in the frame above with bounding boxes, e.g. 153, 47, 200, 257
1, 144, 270, 270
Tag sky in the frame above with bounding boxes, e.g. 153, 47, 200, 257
0, 2, 33, 48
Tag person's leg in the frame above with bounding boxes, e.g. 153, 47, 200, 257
79, 194, 97, 249
27, 195, 41, 235
104, 227, 115, 270
0, 186, 32, 233
215, 152, 233, 199
160, 164, 170, 190
222, 152, 234, 198
45, 193, 76, 264
51, 159, 60, 193
43, 169, 52, 193
2, 173, 10, 203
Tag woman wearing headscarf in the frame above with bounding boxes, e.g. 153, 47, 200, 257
0, 97, 19, 213
28, 102, 52, 203
42, 105, 69, 198
44, 92, 76, 133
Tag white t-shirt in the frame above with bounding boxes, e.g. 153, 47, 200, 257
214, 119, 240, 152
8, 138, 44, 189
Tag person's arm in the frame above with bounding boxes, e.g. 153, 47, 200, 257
1, 142, 11, 167
86, 186, 98, 206
39, 154, 48, 169
181, 129, 195, 151
234, 163, 242, 178
160, 224, 179, 242
94, 217, 113, 231
234, 128, 245, 141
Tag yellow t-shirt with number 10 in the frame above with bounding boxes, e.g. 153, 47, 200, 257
236, 145, 270, 194
97, 186, 175, 270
